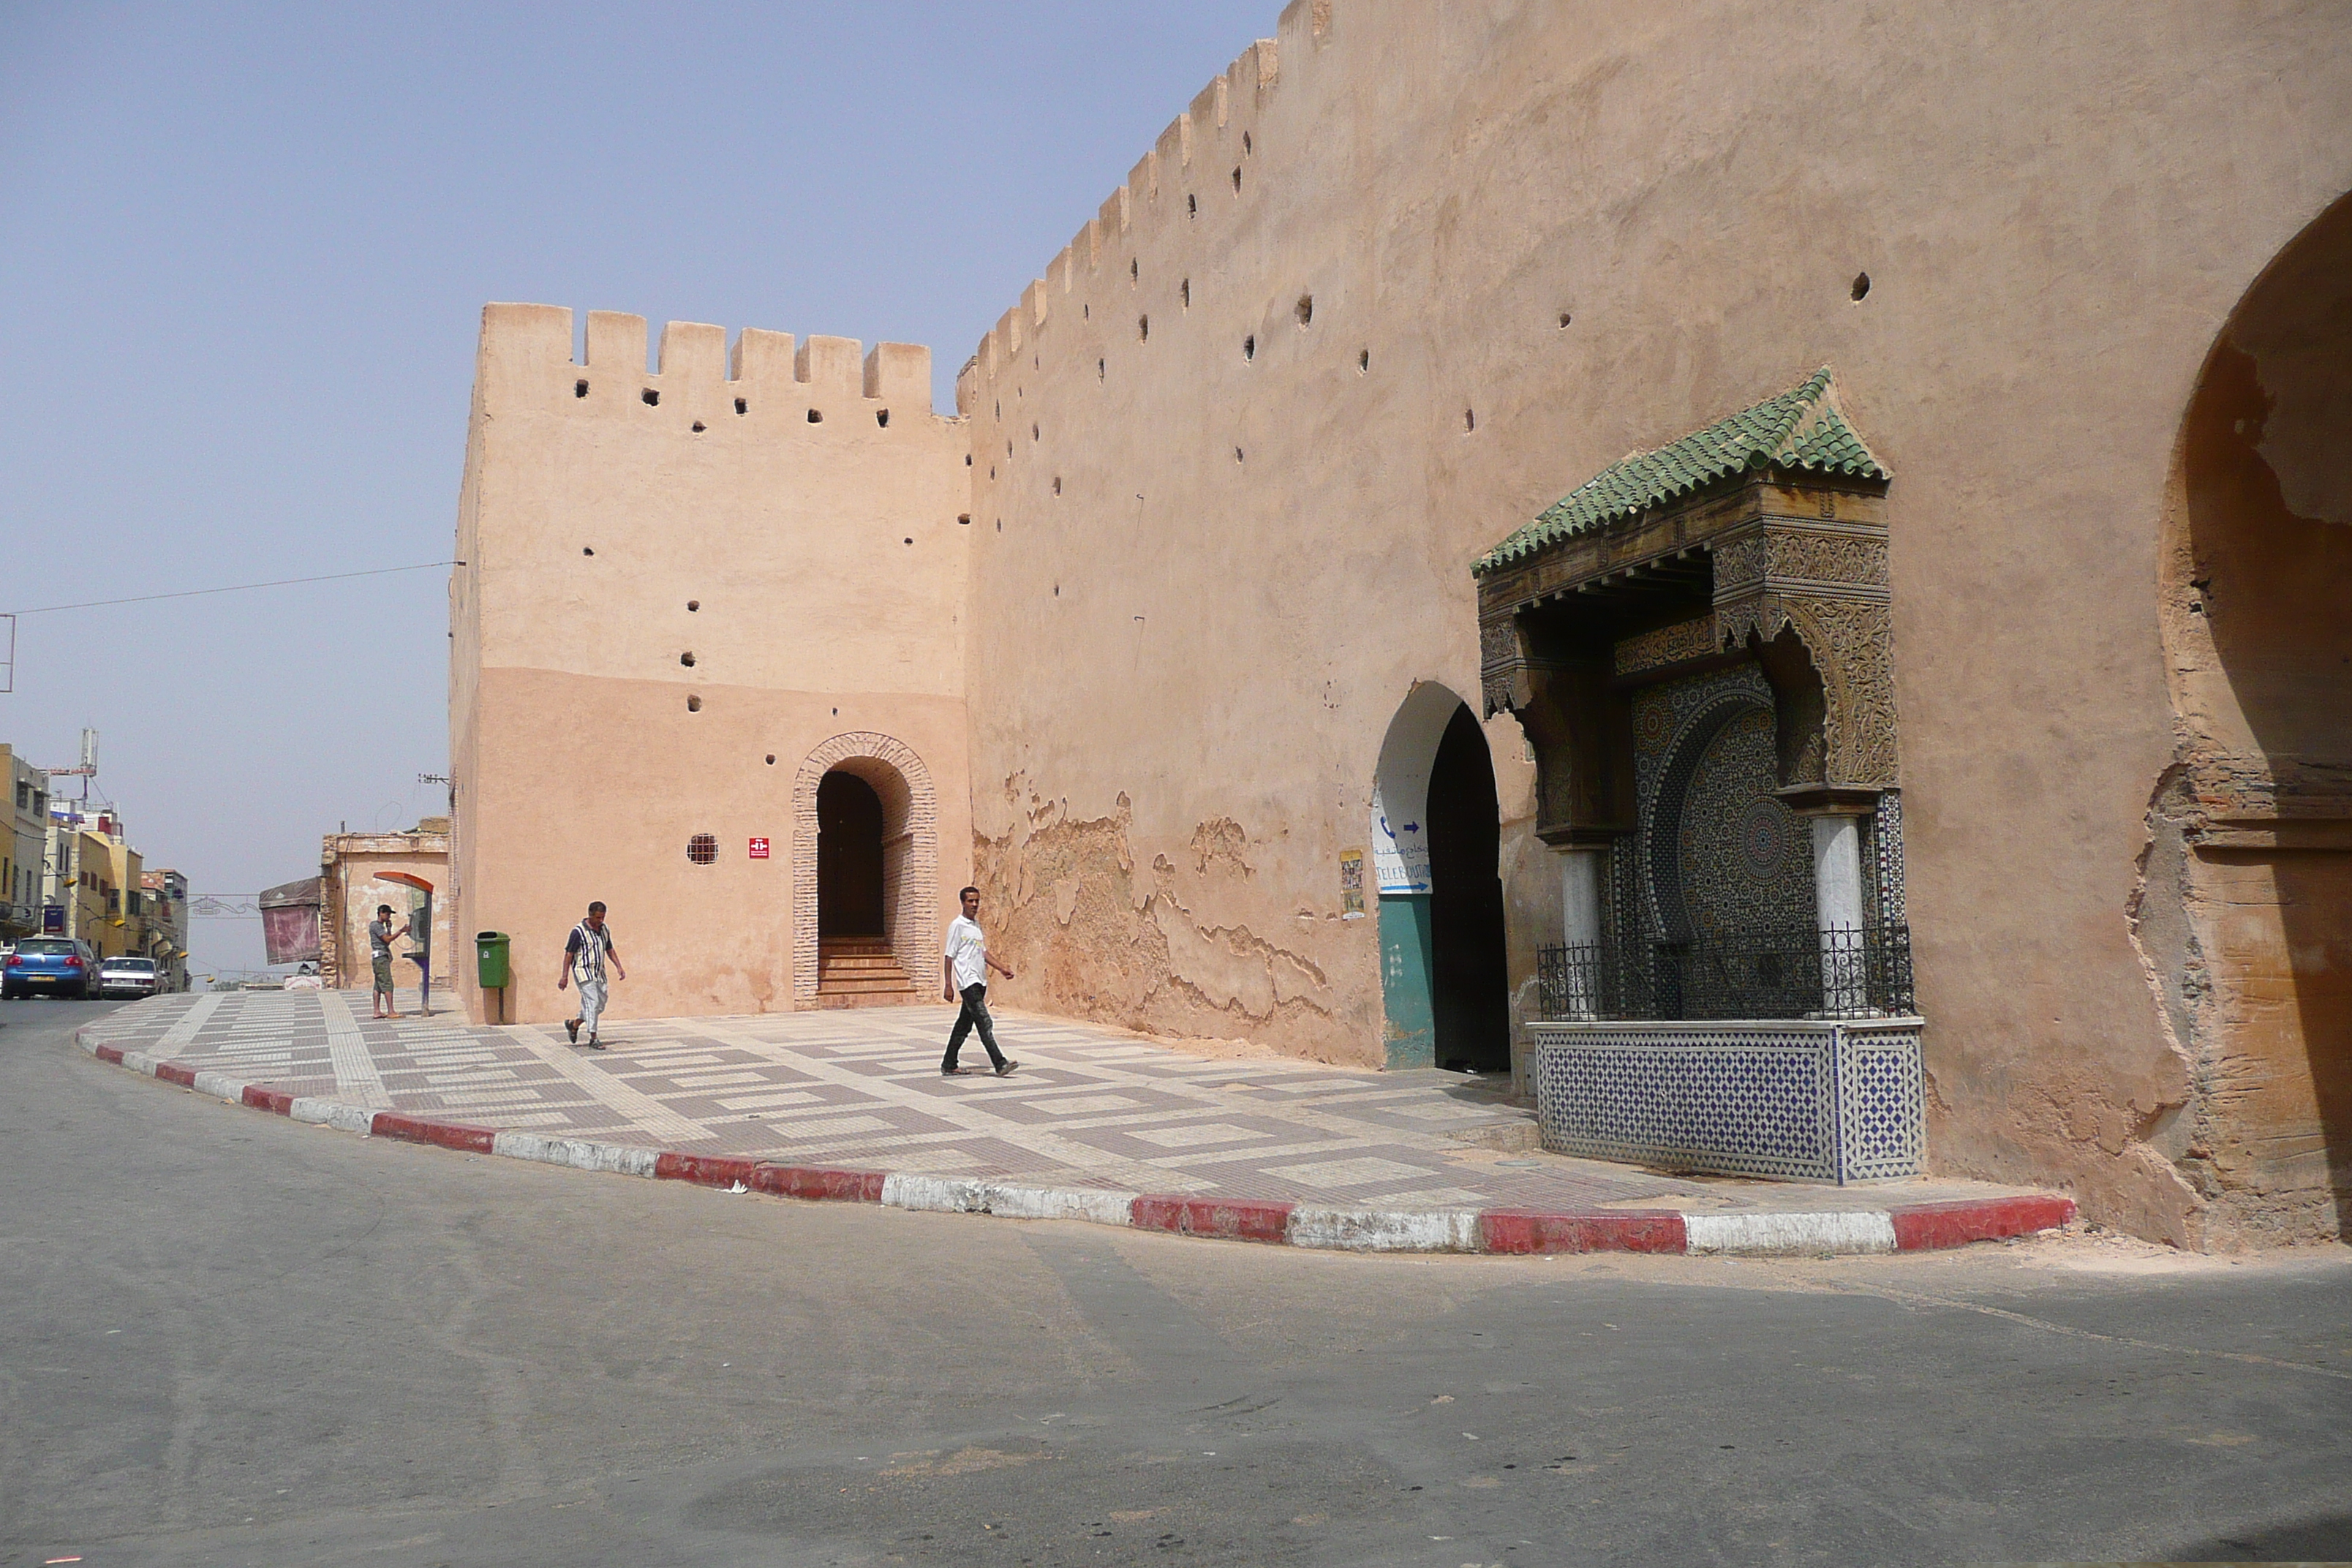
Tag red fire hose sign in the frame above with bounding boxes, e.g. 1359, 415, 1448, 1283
748, 837, 770, 859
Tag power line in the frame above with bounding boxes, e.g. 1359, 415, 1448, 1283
7, 561, 461, 617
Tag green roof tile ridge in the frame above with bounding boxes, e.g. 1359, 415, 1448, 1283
1474, 368, 1888, 575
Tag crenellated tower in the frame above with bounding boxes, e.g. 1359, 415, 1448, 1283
451, 304, 972, 1026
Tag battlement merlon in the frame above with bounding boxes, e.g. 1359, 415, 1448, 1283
966, 27, 1284, 391
473, 304, 938, 416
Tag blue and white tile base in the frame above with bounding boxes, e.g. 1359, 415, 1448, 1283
1531, 1017, 1926, 1184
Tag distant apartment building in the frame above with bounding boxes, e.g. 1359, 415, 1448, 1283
140, 868, 189, 990
43, 805, 145, 961
0, 745, 48, 940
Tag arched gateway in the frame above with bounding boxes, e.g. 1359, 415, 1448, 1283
2151, 190, 2352, 1238
792, 732, 938, 1004
1371, 684, 1511, 1073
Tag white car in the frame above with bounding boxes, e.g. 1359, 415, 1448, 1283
97, 957, 160, 999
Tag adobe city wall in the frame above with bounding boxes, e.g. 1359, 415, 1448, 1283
957, 0, 2352, 1238
450, 304, 971, 1026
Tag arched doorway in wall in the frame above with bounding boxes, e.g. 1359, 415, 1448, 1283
2158, 189, 2352, 1237
1372, 685, 1511, 1072
792, 732, 938, 1005
816, 772, 886, 936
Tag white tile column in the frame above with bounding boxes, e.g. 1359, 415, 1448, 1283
1558, 847, 1602, 1019
1808, 814, 1866, 1014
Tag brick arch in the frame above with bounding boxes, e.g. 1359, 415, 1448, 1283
792, 732, 938, 1002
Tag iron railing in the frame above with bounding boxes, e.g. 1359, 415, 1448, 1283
1537, 922, 1914, 1022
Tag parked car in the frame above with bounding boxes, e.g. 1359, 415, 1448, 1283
97, 957, 160, 1000
3, 937, 99, 999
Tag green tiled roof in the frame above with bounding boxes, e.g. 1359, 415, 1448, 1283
1474, 368, 1888, 575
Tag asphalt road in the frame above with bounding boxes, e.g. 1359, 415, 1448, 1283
2, 998, 2348, 1568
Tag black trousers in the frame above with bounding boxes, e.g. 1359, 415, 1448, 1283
943, 982, 1005, 1071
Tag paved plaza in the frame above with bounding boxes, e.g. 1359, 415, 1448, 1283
80, 989, 2041, 1218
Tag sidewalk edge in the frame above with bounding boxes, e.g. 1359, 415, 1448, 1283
72, 1019, 2075, 1257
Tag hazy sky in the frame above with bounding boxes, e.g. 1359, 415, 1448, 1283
0, 2, 1275, 976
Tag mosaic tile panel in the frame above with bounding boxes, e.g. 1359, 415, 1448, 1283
1532, 1019, 1925, 1184
1631, 663, 1787, 943
1676, 705, 1816, 941
1872, 788, 1907, 927
1835, 1024, 1926, 1181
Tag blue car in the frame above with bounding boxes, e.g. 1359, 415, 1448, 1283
4, 937, 99, 999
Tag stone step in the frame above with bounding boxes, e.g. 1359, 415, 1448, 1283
817, 935, 916, 1006
810, 988, 927, 1010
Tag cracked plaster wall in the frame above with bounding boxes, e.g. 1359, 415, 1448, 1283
973, 782, 1366, 1060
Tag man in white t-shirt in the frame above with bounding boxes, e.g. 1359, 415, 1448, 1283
941, 886, 1017, 1077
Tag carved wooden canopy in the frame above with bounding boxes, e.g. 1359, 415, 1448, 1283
1474, 370, 1896, 840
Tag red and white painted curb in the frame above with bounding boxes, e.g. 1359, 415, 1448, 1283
79, 1028, 2075, 1258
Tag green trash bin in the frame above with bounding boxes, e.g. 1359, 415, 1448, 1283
475, 931, 511, 990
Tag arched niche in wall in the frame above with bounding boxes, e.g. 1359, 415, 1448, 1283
2153, 188, 2352, 1237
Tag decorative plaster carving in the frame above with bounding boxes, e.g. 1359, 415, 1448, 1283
1782, 595, 1899, 787
1712, 535, 1771, 594
1480, 614, 1517, 668
1614, 614, 1718, 676
1480, 612, 1523, 717
1480, 470, 1899, 850
1714, 521, 1899, 792
1768, 530, 1889, 587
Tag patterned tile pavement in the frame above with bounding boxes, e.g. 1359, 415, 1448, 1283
79, 989, 2026, 1214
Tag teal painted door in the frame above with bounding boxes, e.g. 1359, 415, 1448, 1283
1379, 892, 1436, 1068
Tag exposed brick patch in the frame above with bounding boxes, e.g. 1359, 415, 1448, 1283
1131, 1194, 1294, 1244
1478, 1209, 1689, 1254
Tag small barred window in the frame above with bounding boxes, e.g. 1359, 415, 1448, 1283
687, 834, 717, 866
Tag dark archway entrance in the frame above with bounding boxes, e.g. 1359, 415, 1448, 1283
816, 770, 885, 938
1425, 705, 1512, 1073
